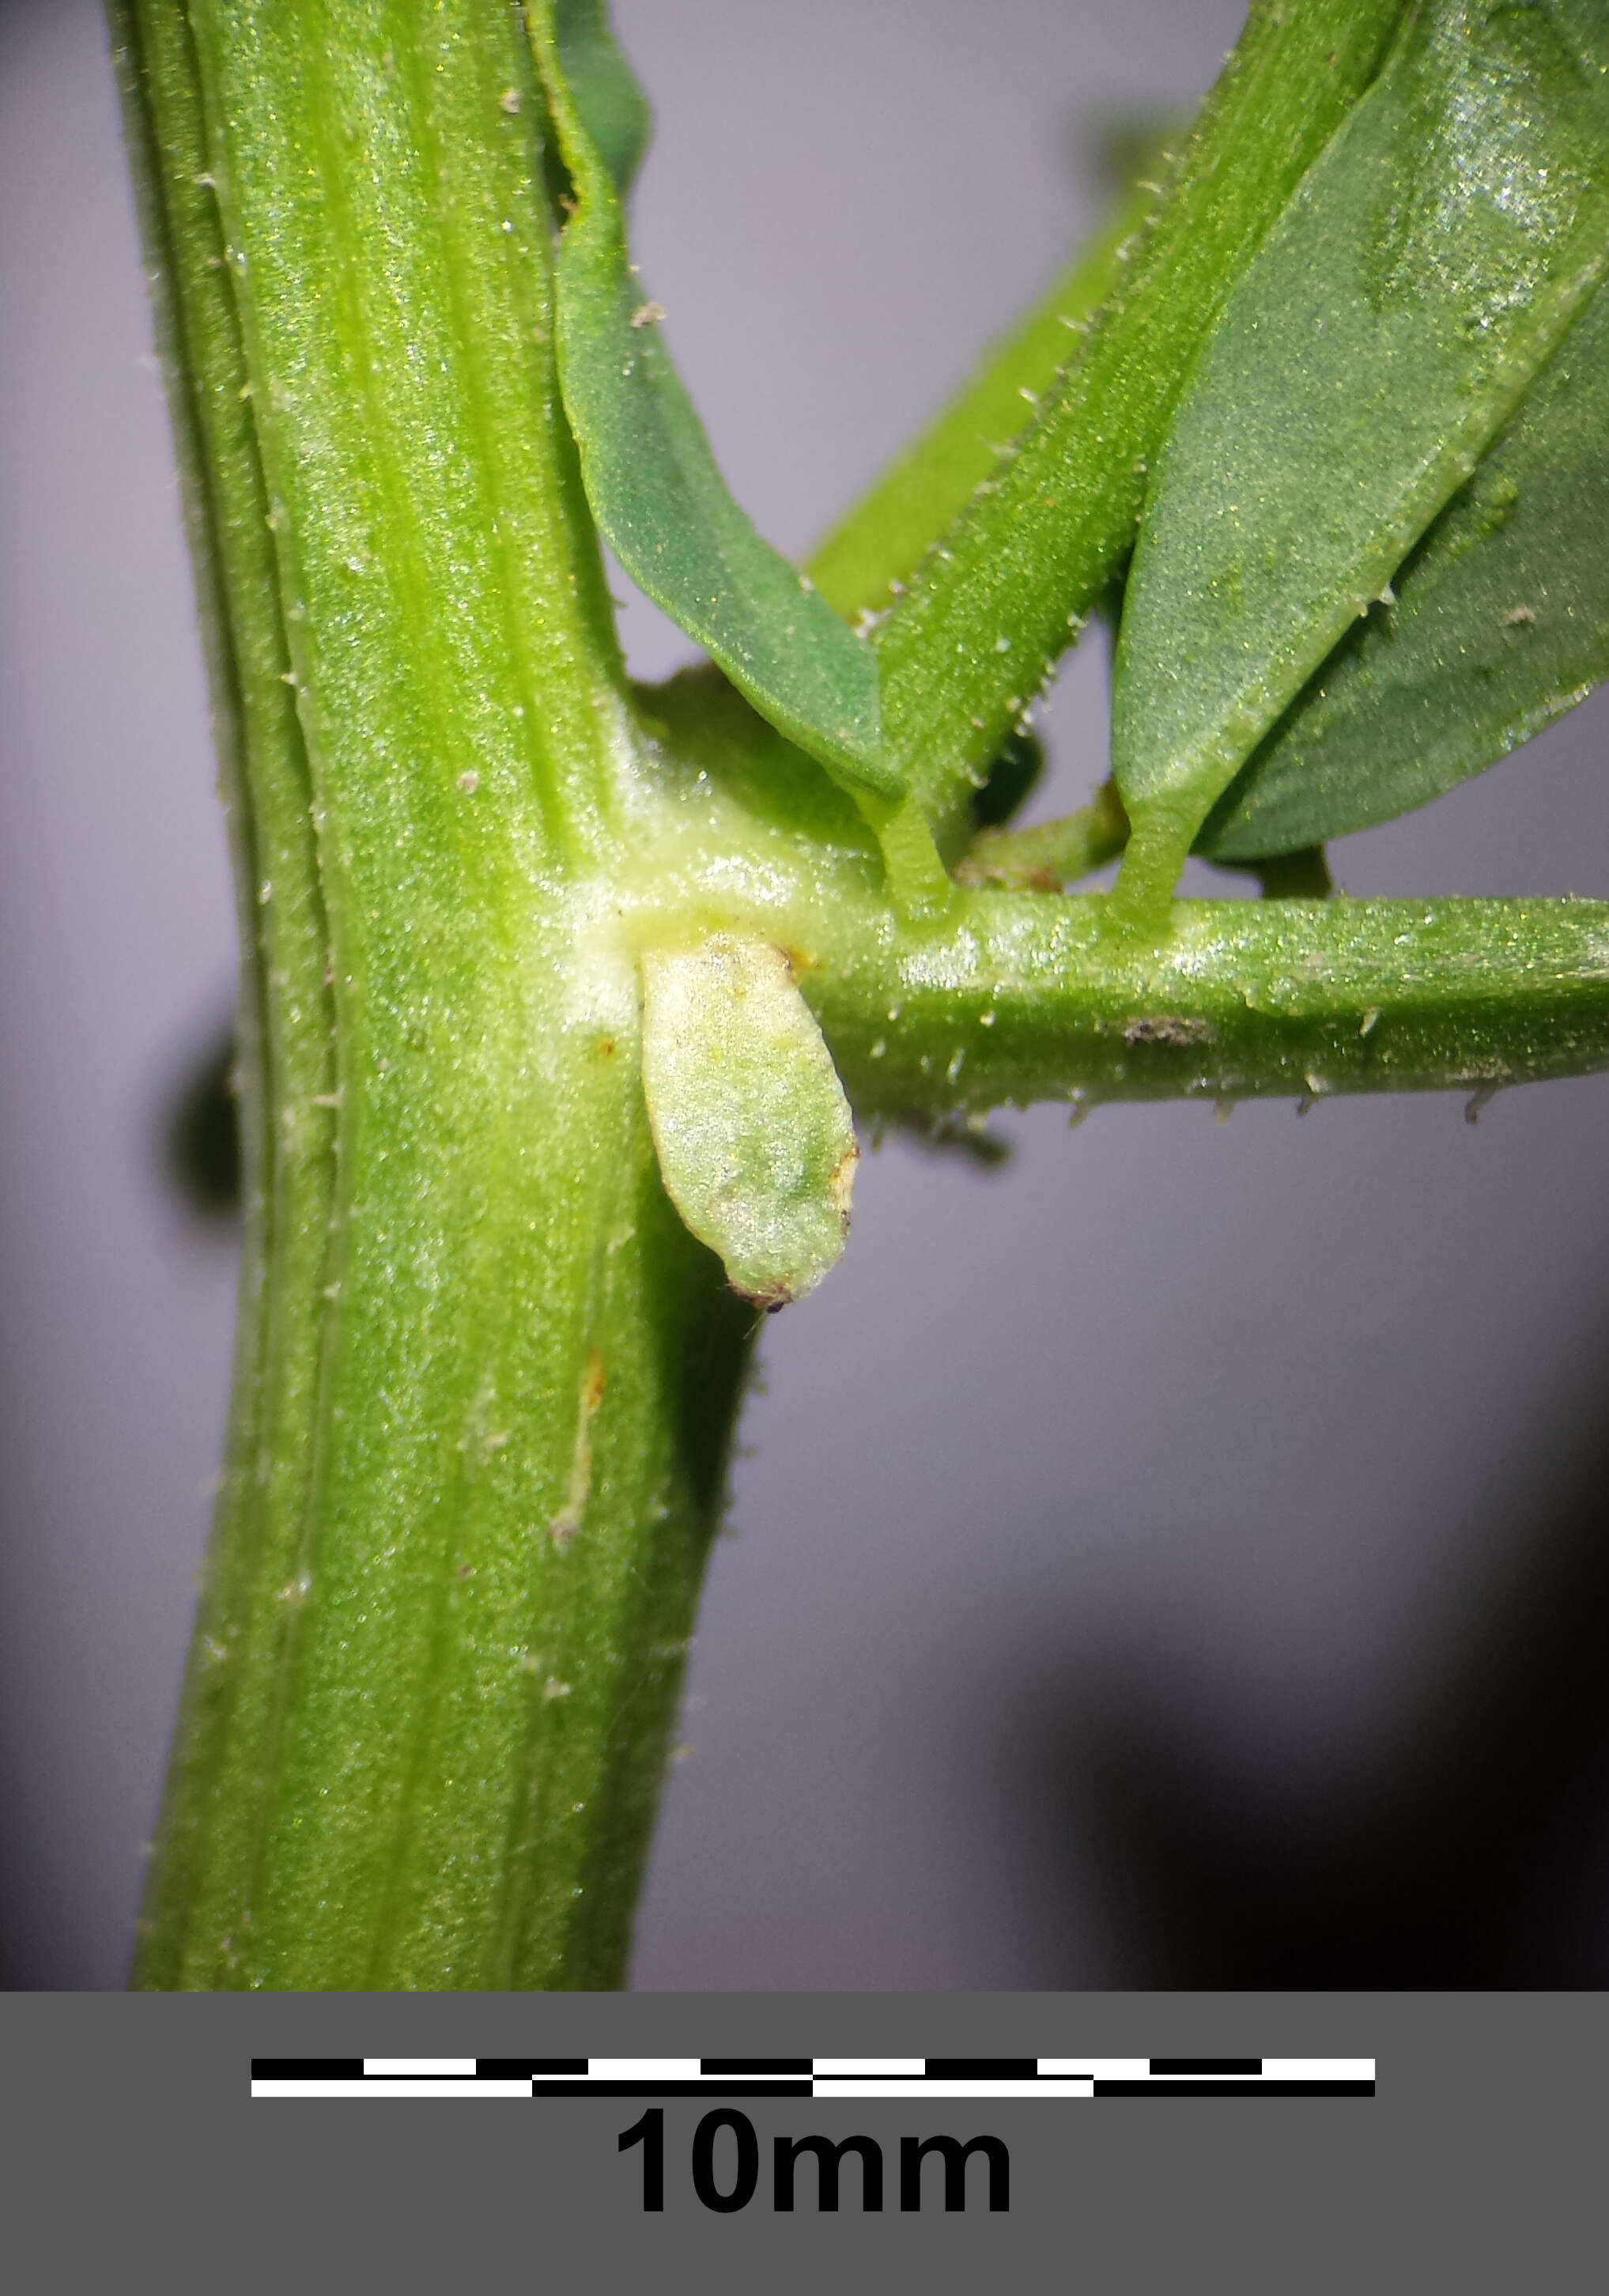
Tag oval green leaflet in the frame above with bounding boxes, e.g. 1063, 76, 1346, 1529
550, 0, 651, 197
1109, 0, 1609, 920
639, 938, 858, 1310
1199, 277, 1609, 859
523, 0, 894, 804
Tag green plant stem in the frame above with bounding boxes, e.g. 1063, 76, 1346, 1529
806, 894, 1609, 1119
566, 723, 1609, 1116
122, 0, 754, 1991
954, 785, 1131, 890
111, 0, 342, 1984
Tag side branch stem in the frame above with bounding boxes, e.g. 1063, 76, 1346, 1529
806, 894, 1609, 1118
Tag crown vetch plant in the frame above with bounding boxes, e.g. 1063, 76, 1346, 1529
111, 0, 1609, 1988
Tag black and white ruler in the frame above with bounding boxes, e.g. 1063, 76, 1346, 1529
251, 2056, 1373, 2101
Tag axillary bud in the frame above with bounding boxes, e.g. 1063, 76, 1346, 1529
639, 936, 858, 1308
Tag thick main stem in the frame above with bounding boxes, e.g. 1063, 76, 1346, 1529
120, 0, 753, 1989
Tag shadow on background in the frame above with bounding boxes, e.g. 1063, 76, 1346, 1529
984, 1346, 1609, 1988
0, 1019, 240, 1993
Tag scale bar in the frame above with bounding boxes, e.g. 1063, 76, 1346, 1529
252, 2055, 1373, 2102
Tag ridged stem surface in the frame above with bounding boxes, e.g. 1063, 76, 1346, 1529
120, 0, 754, 1991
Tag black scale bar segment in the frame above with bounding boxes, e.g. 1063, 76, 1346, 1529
1098, 2078, 1373, 2098
923, 2059, 1040, 2080
252, 2059, 364, 2079
477, 2059, 588, 2078
1149, 2058, 1261, 2077
701, 2059, 813, 2076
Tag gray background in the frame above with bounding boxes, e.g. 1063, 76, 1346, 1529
6, 0, 1609, 1992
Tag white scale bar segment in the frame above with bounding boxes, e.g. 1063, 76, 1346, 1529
811, 2059, 927, 2079
255, 2079, 533, 2100
587, 2059, 704, 2082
